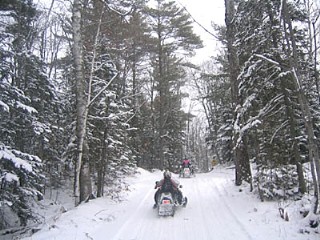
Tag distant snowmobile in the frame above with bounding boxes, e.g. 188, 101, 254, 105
180, 167, 195, 178
181, 167, 191, 178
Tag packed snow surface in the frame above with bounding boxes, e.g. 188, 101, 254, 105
21, 167, 318, 240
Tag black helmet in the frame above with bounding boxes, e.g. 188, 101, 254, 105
163, 170, 171, 179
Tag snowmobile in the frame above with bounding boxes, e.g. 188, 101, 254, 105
157, 192, 176, 216
155, 187, 188, 217
180, 167, 193, 178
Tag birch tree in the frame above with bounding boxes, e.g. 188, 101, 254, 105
72, 0, 92, 204
72, 0, 137, 202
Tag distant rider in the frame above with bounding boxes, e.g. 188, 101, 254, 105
153, 170, 183, 208
181, 158, 194, 175
182, 158, 191, 168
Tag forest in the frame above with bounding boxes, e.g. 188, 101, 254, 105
0, 0, 320, 232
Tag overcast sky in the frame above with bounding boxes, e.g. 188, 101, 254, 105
177, 0, 225, 63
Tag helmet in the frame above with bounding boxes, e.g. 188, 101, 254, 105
163, 170, 171, 179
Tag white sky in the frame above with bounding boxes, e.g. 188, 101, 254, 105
177, 0, 225, 63
175, 0, 226, 116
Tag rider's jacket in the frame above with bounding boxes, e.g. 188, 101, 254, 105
155, 178, 179, 191
182, 159, 191, 168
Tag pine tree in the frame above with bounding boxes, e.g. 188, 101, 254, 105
222, 0, 319, 206
225, 0, 252, 186
146, 0, 202, 169
0, 0, 50, 229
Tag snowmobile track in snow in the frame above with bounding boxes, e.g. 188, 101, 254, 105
21, 169, 318, 240
100, 171, 256, 240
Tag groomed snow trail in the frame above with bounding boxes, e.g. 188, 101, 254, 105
23, 168, 317, 240
91, 169, 271, 240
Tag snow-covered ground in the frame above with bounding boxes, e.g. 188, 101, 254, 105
19, 167, 318, 240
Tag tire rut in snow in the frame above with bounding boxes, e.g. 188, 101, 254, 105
210, 176, 254, 240
111, 184, 155, 239
180, 175, 254, 240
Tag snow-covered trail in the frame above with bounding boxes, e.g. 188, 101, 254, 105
93, 169, 256, 240
22, 168, 317, 240
182, 172, 254, 240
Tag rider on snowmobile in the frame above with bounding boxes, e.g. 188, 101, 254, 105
180, 158, 194, 175
153, 170, 183, 208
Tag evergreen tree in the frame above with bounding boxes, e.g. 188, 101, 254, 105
0, 0, 52, 229
225, 0, 252, 186
71, 0, 149, 200
222, 0, 319, 205
234, 0, 312, 199
146, 0, 202, 169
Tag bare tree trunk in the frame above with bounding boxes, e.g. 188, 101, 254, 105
97, 127, 108, 197
281, 80, 307, 194
72, 0, 87, 205
225, 0, 252, 186
157, 23, 165, 170
225, 0, 239, 185
80, 145, 92, 202
150, 74, 156, 170
73, 1, 118, 204
224, 0, 238, 107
